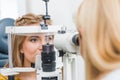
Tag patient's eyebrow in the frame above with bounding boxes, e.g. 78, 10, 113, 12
30, 36, 39, 38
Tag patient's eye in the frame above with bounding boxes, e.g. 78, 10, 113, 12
49, 35, 54, 40
29, 36, 40, 42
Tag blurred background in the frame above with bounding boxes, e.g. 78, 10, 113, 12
0, 0, 83, 30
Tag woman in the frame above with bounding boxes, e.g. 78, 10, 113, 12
76, 0, 120, 80
0, 13, 53, 80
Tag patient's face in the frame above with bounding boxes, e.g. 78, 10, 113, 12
20, 23, 53, 67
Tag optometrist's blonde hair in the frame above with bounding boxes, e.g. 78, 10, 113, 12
77, 0, 120, 80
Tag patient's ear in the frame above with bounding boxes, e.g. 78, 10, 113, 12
20, 48, 24, 54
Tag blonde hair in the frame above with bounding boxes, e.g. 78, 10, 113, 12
77, 0, 120, 80
12, 13, 52, 67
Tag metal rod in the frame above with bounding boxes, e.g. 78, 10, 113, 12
8, 33, 13, 68
45, 1, 48, 16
